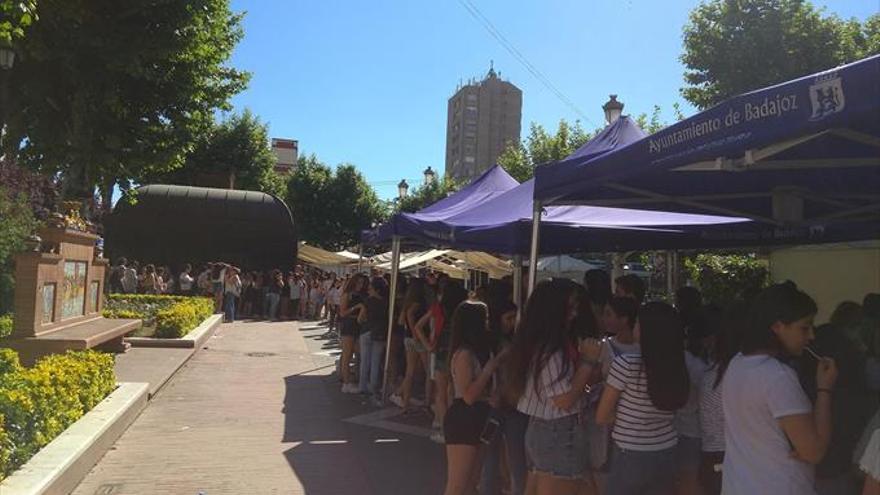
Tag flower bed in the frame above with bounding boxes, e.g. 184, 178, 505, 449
0, 348, 116, 481
103, 294, 214, 338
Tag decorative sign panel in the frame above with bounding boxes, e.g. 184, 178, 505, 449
42, 283, 56, 324
61, 261, 87, 320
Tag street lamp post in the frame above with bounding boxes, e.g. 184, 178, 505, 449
397, 179, 409, 199
423, 166, 436, 186
602, 94, 624, 125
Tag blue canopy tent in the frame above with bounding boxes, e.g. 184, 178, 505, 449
530, 55, 880, 292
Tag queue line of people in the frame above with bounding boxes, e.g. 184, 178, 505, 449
330, 267, 880, 495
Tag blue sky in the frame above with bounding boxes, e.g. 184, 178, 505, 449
227, 0, 875, 199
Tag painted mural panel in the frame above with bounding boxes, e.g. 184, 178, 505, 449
61, 261, 87, 319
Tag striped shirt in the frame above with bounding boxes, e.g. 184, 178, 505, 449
517, 352, 581, 420
606, 353, 678, 451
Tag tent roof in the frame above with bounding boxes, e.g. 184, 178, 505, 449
534, 55, 880, 245
105, 184, 296, 269
297, 243, 354, 266
364, 164, 518, 244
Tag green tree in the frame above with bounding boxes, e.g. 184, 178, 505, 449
2, 0, 249, 200
395, 177, 460, 214
681, 0, 880, 109
143, 110, 285, 199
0, 0, 37, 44
286, 156, 386, 250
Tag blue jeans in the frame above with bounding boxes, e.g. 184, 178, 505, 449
223, 293, 236, 322
606, 444, 677, 495
358, 332, 385, 395
480, 409, 528, 495
264, 293, 280, 320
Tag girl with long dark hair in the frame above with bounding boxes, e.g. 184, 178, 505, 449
596, 302, 689, 495
414, 280, 469, 443
721, 283, 837, 495
390, 278, 430, 411
358, 277, 388, 404
339, 274, 367, 394
507, 279, 601, 495
443, 301, 506, 495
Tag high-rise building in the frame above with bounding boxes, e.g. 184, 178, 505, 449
271, 138, 299, 175
445, 65, 522, 182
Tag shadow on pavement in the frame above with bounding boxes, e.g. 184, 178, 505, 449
281, 373, 445, 495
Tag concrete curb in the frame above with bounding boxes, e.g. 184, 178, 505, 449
0, 382, 149, 495
125, 313, 222, 349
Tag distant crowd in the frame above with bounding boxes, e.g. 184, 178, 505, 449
107, 258, 344, 324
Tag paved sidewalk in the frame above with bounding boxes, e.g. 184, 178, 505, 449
72, 319, 445, 495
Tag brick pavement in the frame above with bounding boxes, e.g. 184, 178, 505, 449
72, 320, 445, 495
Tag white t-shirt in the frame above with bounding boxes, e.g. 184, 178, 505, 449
676, 351, 708, 439
516, 351, 580, 420
179, 273, 194, 291
721, 353, 815, 495
699, 366, 725, 452
290, 279, 302, 299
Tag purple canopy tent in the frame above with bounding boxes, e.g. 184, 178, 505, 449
362, 164, 519, 245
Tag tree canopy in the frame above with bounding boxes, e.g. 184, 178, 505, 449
681, 0, 880, 109
2, 0, 249, 198
0, 0, 37, 44
143, 110, 285, 199
286, 156, 387, 250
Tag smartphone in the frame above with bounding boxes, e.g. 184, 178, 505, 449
479, 417, 501, 444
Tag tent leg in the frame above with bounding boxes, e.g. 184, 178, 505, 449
611, 253, 624, 292
666, 251, 674, 301
512, 254, 523, 315
380, 236, 401, 403
527, 202, 542, 298
357, 244, 364, 274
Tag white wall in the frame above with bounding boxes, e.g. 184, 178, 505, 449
770, 242, 880, 324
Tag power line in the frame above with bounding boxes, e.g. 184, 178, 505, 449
456, 0, 598, 128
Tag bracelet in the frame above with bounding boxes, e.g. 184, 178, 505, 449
817, 388, 833, 394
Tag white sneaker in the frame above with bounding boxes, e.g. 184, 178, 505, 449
389, 394, 405, 408
430, 430, 445, 444
342, 383, 359, 394
410, 397, 425, 407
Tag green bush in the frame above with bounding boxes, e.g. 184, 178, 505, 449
0, 349, 115, 480
683, 253, 770, 308
104, 294, 214, 337
0, 314, 12, 339
154, 298, 214, 338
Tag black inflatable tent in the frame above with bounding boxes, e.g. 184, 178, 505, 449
104, 184, 296, 270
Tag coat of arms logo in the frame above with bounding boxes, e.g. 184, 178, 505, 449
809, 71, 845, 121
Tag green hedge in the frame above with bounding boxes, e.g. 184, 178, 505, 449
103, 294, 214, 338
0, 348, 115, 480
0, 314, 11, 339
155, 298, 214, 338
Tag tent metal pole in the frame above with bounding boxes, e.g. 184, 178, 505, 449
380, 235, 401, 403
512, 254, 523, 317
357, 243, 364, 274
611, 253, 624, 292
666, 251, 674, 301
527, 202, 542, 297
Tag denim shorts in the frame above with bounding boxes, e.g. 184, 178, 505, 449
525, 414, 590, 480
676, 435, 701, 471
607, 444, 677, 495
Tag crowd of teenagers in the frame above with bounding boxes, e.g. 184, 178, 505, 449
331, 268, 880, 495
107, 258, 345, 324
